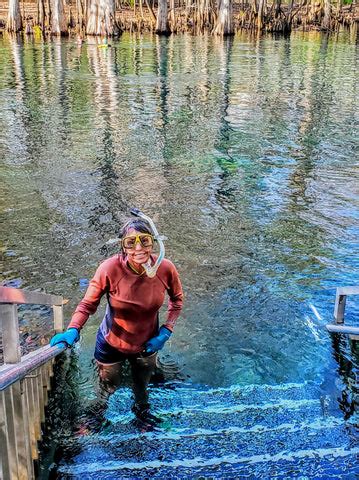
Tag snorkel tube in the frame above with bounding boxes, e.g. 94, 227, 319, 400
130, 208, 165, 278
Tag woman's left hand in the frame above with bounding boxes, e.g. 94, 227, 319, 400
145, 326, 172, 353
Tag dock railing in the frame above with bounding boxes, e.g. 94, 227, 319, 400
0, 286, 67, 480
326, 286, 359, 340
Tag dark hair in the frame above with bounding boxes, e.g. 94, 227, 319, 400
118, 218, 153, 240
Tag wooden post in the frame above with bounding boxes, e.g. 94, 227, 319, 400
334, 293, 346, 324
0, 304, 21, 364
53, 304, 64, 332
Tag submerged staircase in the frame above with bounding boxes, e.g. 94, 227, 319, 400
53, 381, 359, 479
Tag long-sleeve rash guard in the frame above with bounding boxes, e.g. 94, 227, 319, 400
68, 254, 183, 354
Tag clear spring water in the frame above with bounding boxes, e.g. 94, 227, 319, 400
0, 29, 358, 475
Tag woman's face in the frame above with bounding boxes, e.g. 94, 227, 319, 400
122, 228, 153, 265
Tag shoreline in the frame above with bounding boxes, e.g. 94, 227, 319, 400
1, 2, 358, 35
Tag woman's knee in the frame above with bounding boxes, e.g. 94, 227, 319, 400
97, 361, 123, 391
131, 352, 158, 371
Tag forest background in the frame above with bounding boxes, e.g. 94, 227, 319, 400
1, 0, 358, 37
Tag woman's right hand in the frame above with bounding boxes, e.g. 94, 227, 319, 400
50, 328, 80, 348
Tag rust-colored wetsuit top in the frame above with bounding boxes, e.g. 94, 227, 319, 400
68, 254, 183, 354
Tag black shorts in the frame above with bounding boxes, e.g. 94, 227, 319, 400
94, 329, 153, 364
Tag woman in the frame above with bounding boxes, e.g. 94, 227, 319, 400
50, 215, 183, 422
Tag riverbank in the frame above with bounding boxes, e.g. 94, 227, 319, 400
0, 1, 358, 35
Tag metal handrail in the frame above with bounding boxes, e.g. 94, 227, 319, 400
326, 324, 359, 335
0, 344, 66, 391
326, 285, 359, 340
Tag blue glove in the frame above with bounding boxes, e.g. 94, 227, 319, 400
50, 328, 79, 348
145, 326, 172, 353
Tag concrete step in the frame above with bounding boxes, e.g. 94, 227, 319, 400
73, 415, 356, 461
148, 381, 326, 409
108, 397, 326, 431
52, 382, 358, 479
58, 443, 359, 478
107, 381, 336, 421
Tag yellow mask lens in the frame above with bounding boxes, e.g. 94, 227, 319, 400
122, 234, 153, 249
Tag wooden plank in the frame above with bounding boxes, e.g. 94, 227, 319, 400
0, 390, 11, 480
20, 379, 35, 479
45, 362, 52, 391
0, 286, 63, 306
326, 324, 359, 335
53, 304, 64, 332
31, 373, 41, 442
0, 304, 21, 363
50, 359, 55, 377
11, 382, 30, 479
37, 368, 45, 424
4, 385, 19, 479
41, 366, 48, 408
25, 377, 38, 461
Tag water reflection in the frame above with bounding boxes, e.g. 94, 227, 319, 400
0, 32, 358, 390
330, 335, 359, 421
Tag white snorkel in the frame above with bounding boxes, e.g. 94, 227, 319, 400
130, 208, 165, 278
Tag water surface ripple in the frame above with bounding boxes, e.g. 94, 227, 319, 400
0, 32, 358, 391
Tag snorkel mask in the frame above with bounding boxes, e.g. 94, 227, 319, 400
130, 208, 165, 278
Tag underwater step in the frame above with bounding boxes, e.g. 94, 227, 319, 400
67, 417, 355, 466
148, 381, 325, 409
57, 444, 359, 479
107, 397, 327, 431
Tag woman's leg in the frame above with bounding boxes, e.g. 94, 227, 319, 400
96, 360, 124, 398
76, 361, 123, 434
129, 353, 157, 409
94, 328, 126, 399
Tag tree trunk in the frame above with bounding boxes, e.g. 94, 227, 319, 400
46, 0, 52, 30
86, 0, 117, 35
213, 0, 233, 35
322, 0, 331, 29
6, 0, 22, 32
51, 0, 67, 34
169, 0, 175, 28
156, 0, 170, 33
185, 0, 191, 17
38, 0, 46, 30
76, 0, 85, 31
197, 0, 209, 32
257, 0, 265, 29
144, 0, 157, 24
